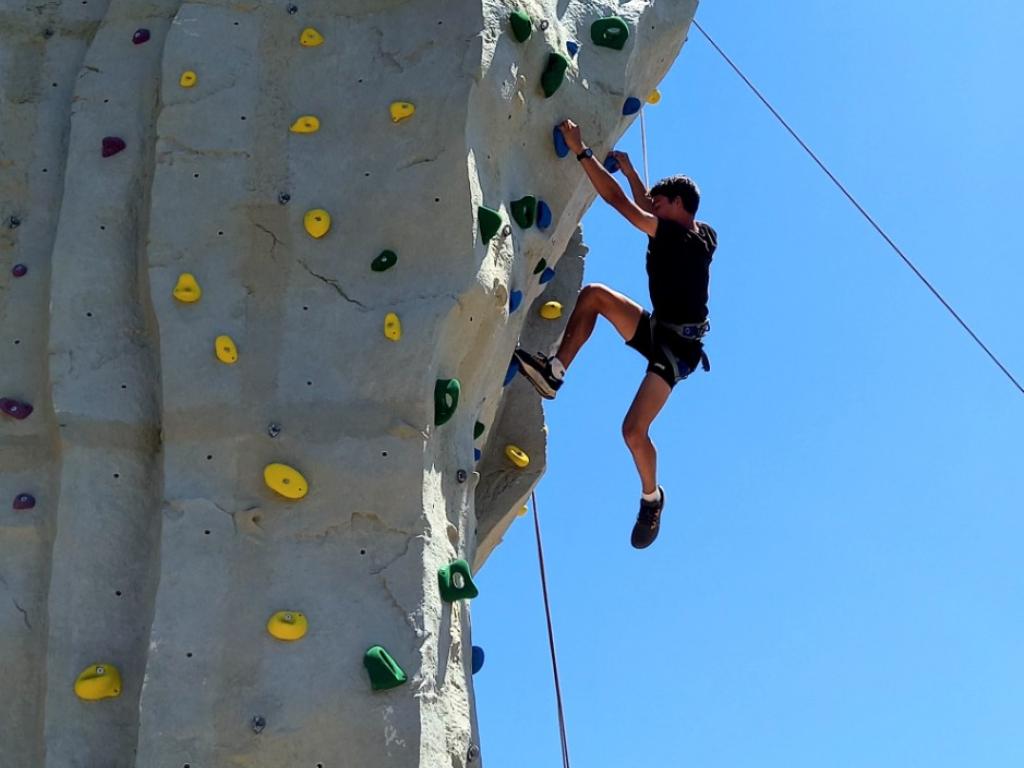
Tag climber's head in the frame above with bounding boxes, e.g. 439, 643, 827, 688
649, 175, 700, 222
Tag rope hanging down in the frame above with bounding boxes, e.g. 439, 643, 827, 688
688, 19, 1024, 396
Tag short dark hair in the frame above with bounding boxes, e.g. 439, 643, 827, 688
650, 175, 700, 215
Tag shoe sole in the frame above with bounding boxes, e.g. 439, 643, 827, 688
515, 354, 557, 399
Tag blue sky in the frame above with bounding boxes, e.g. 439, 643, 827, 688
473, 2, 1024, 766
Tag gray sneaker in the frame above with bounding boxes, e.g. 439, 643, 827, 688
514, 349, 562, 400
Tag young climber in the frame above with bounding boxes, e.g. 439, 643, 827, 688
515, 118, 717, 549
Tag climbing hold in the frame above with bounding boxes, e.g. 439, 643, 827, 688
434, 378, 460, 426
214, 335, 238, 364
536, 200, 552, 230
505, 444, 529, 468
303, 209, 331, 239
132, 29, 150, 45
383, 312, 402, 341
474, 448, 482, 461
603, 153, 620, 173
533, 259, 547, 275
179, 70, 197, 88
102, 137, 126, 158
539, 267, 556, 284
517, 504, 529, 517
473, 421, 485, 439
389, 102, 415, 123
278, 192, 291, 205
471, 645, 485, 674
263, 463, 308, 500
300, 27, 324, 47
553, 125, 570, 158
647, 88, 661, 104
289, 115, 320, 134
12, 264, 27, 278
509, 10, 532, 42
510, 196, 537, 229
622, 96, 642, 116
591, 16, 629, 50
266, 610, 308, 641
74, 663, 122, 701
541, 52, 570, 98
172, 273, 201, 303
13, 493, 36, 511
0, 398, 33, 420
371, 250, 398, 272
456, 469, 468, 484
477, 206, 502, 243
503, 358, 519, 386
540, 301, 563, 320
508, 290, 523, 313
267, 423, 282, 438
251, 715, 267, 734
438, 559, 479, 602
364, 645, 407, 690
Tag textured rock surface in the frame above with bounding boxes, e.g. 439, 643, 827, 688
0, 1, 696, 765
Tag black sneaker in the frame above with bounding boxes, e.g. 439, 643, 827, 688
514, 349, 563, 400
631, 486, 665, 549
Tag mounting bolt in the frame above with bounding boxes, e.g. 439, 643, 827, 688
267, 423, 282, 438
251, 715, 266, 734
456, 469, 468, 483
9, 216, 20, 229
287, 4, 298, 14
278, 192, 291, 205
501, 224, 512, 238
43, 28, 54, 39
467, 744, 480, 762
539, 20, 549, 31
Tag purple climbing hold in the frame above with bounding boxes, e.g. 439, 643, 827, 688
509, 290, 523, 313
552, 125, 570, 159
102, 136, 126, 158
622, 97, 642, 116
603, 153, 619, 173
539, 267, 555, 284
503, 358, 519, 387
536, 200, 552, 230
566, 40, 580, 58
13, 494, 36, 511
132, 29, 150, 45
0, 398, 33, 420
12, 264, 27, 278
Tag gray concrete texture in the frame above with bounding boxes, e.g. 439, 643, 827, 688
0, 0, 696, 765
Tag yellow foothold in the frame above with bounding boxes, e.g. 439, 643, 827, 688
214, 335, 238, 364
74, 663, 122, 701
173, 273, 202, 303
304, 209, 331, 239
647, 88, 662, 105
518, 505, 529, 517
300, 27, 325, 47
264, 462, 309, 500
267, 610, 308, 641
505, 444, 530, 469
389, 101, 415, 123
539, 300, 563, 320
384, 312, 402, 341
179, 70, 197, 88
290, 115, 320, 134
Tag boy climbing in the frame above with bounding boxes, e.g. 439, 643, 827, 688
515, 118, 717, 549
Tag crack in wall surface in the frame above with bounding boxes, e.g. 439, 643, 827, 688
12, 598, 31, 630
296, 258, 367, 308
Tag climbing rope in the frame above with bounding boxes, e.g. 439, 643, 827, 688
688, 19, 1024, 396
530, 490, 572, 768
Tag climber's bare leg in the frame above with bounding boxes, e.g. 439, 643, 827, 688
555, 283, 644, 369
622, 373, 672, 494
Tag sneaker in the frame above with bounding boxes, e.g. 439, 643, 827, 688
631, 486, 665, 549
514, 349, 562, 400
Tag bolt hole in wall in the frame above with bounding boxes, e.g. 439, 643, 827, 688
360, 549, 366, 556
115, 590, 122, 597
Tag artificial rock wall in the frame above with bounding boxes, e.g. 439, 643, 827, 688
0, 1, 696, 765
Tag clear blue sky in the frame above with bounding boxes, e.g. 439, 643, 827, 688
473, 2, 1024, 766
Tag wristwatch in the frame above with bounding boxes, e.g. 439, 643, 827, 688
576, 147, 594, 161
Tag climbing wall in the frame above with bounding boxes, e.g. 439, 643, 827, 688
0, 1, 696, 766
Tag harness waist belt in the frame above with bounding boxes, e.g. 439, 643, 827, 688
652, 316, 710, 340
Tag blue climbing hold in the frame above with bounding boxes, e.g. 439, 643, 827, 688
623, 97, 643, 116
603, 153, 619, 173
503, 358, 519, 386
474, 448, 482, 461
553, 125, 570, 158
539, 267, 556, 284
566, 40, 579, 58
509, 290, 523, 313
471, 645, 485, 675
536, 200, 552, 230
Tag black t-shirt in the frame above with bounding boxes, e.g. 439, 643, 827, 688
644, 219, 717, 325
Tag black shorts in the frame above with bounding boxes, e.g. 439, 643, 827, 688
626, 311, 705, 388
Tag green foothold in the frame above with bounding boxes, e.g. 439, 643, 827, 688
510, 10, 532, 43
473, 421, 485, 439
438, 559, 479, 602
364, 645, 408, 691
478, 206, 503, 243
533, 258, 547, 275
591, 16, 629, 50
510, 196, 537, 229
434, 378, 460, 426
541, 52, 570, 98
371, 250, 398, 272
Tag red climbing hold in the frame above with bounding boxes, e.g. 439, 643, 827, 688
132, 29, 150, 45
102, 137, 126, 158
12, 264, 27, 278
0, 398, 33, 420
13, 494, 35, 511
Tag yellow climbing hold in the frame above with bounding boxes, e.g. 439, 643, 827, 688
173, 273, 201, 303
539, 301, 563, 320
290, 115, 320, 134
215, 335, 238, 364
390, 101, 415, 123
179, 70, 197, 88
384, 312, 402, 341
518, 504, 529, 517
264, 462, 309, 500
267, 610, 308, 641
505, 444, 530, 469
74, 663, 122, 701
300, 27, 324, 47
647, 88, 661, 104
304, 209, 331, 239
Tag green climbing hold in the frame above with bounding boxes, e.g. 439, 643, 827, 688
541, 52, 570, 98
510, 10, 532, 42
364, 646, 407, 691
478, 206, 503, 243
434, 378, 460, 426
511, 196, 537, 229
591, 16, 629, 50
473, 421, 485, 439
438, 559, 479, 602
533, 258, 547, 275
371, 250, 398, 272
